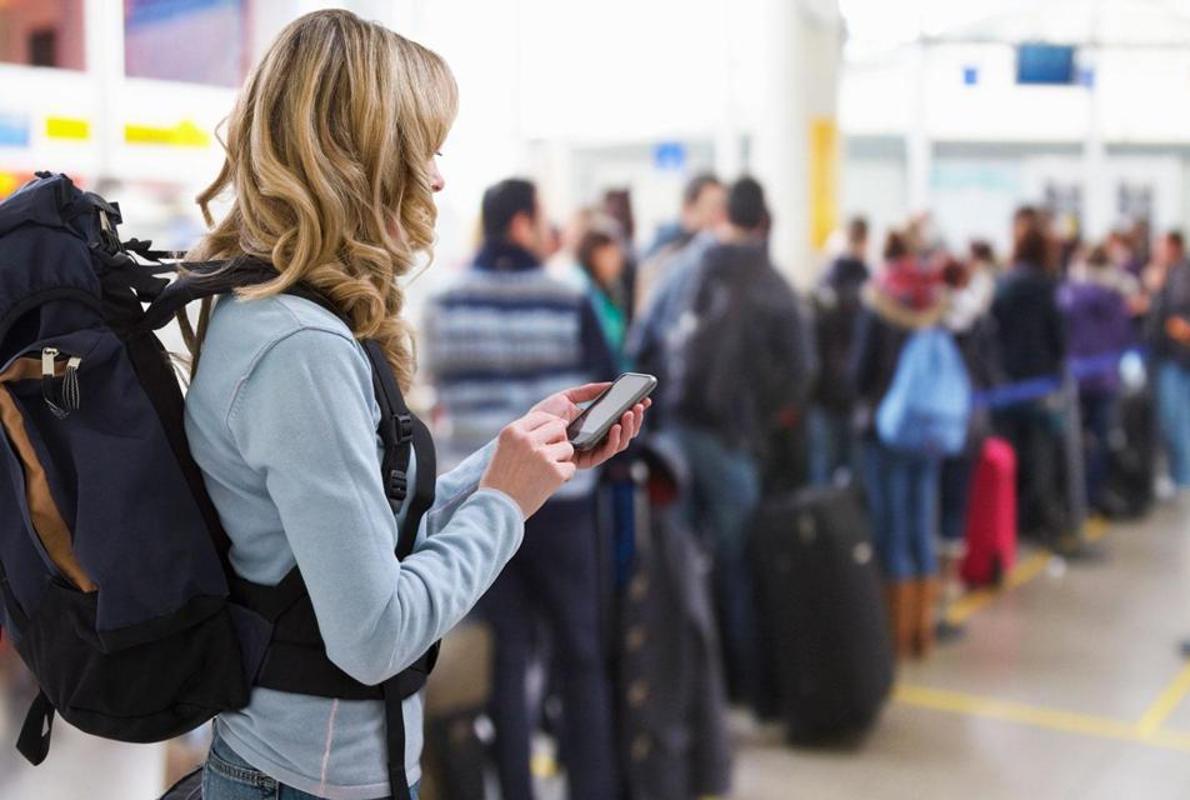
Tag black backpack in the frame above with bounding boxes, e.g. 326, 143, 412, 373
676, 248, 801, 451
0, 173, 434, 800
811, 267, 866, 412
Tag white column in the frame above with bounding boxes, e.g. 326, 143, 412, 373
751, 0, 805, 282
750, 0, 843, 286
86, 0, 125, 180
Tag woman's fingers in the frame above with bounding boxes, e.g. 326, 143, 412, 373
521, 410, 563, 432
617, 405, 643, 449
600, 424, 623, 457
544, 439, 576, 463
532, 419, 570, 445
628, 405, 644, 439
564, 383, 611, 404
590, 424, 623, 464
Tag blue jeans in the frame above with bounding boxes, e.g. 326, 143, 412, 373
202, 732, 416, 800
675, 425, 762, 700
1157, 360, 1190, 488
807, 406, 861, 487
863, 440, 940, 581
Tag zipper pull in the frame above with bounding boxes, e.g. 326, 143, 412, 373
40, 348, 81, 419
63, 356, 82, 413
41, 347, 58, 378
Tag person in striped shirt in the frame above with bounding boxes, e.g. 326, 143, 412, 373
423, 178, 617, 800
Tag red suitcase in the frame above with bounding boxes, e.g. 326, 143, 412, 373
960, 437, 1017, 586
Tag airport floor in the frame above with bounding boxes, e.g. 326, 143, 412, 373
4, 498, 1190, 800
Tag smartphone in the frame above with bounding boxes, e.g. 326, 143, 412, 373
567, 373, 658, 451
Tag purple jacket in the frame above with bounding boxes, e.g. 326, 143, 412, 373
1058, 279, 1133, 393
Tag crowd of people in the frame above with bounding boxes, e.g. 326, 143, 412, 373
420, 169, 1190, 798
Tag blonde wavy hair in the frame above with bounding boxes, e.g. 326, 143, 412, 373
185, 9, 457, 390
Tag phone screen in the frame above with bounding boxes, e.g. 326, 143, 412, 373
570, 374, 655, 442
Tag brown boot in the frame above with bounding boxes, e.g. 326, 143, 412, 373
912, 577, 941, 659
884, 582, 915, 661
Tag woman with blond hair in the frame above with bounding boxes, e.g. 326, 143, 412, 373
182, 10, 646, 800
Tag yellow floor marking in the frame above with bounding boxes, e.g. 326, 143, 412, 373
1136, 662, 1190, 737
900, 519, 1190, 753
944, 517, 1111, 627
894, 684, 1190, 754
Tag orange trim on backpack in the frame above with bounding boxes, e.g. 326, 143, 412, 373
0, 357, 96, 592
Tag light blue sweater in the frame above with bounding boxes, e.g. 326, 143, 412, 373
184, 294, 524, 799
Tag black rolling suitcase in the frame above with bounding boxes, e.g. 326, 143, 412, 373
752, 486, 893, 742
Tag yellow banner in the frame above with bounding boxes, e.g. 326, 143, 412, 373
809, 117, 839, 252
124, 120, 210, 148
0, 172, 19, 199
45, 117, 91, 141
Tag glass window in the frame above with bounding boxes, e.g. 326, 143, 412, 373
0, 0, 86, 70
123, 0, 248, 87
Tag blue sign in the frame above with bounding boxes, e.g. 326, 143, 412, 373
0, 114, 30, 148
963, 66, 979, 86
653, 141, 686, 172
1078, 67, 1096, 88
1017, 44, 1076, 85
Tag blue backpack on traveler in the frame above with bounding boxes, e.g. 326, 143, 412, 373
876, 327, 973, 456
0, 173, 434, 800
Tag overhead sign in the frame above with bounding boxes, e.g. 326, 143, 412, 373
0, 173, 21, 199
653, 141, 686, 172
1017, 44, 1076, 85
0, 114, 30, 148
809, 117, 839, 251
46, 117, 91, 141
125, 120, 211, 148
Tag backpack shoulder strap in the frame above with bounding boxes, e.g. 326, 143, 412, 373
362, 339, 435, 558
138, 258, 278, 332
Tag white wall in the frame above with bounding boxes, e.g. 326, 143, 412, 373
839, 38, 1190, 247
840, 140, 909, 262
843, 42, 1190, 145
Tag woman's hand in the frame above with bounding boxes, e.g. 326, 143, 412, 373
531, 383, 650, 470
480, 411, 577, 519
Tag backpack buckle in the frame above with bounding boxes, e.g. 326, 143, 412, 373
395, 413, 414, 444
96, 209, 123, 255
388, 469, 408, 503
